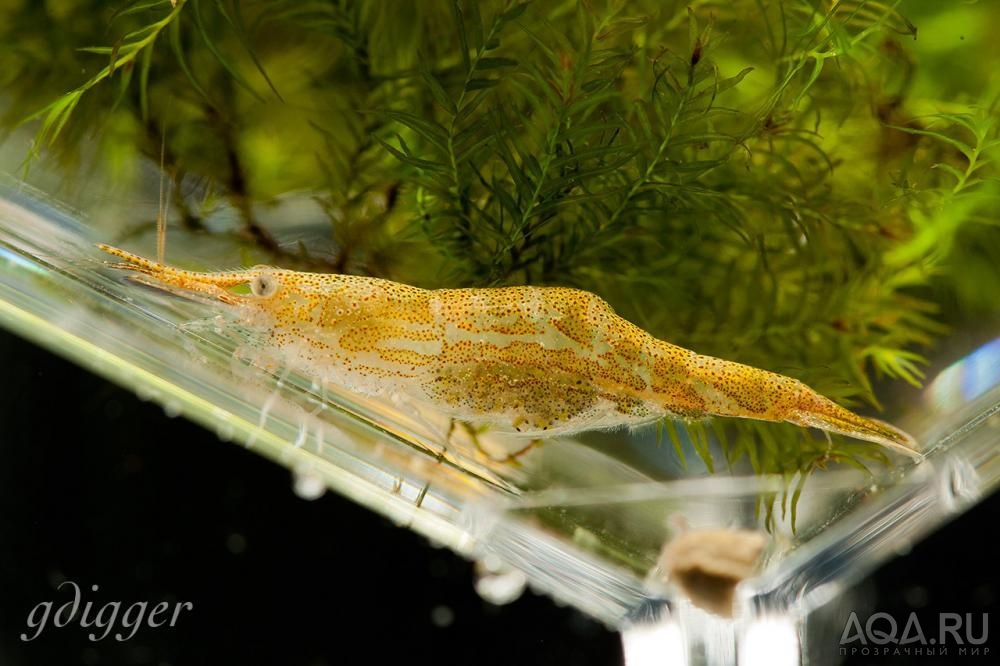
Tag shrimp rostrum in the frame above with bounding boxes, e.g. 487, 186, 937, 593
99, 244, 920, 458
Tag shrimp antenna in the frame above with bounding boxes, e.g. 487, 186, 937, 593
156, 128, 170, 265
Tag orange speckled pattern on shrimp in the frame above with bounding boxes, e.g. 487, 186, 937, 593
98, 244, 921, 457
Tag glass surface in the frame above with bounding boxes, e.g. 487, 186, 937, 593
1, 177, 997, 658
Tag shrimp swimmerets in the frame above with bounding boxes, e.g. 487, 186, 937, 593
98, 244, 920, 458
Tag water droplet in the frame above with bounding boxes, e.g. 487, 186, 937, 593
135, 385, 157, 402
293, 468, 326, 500
216, 422, 235, 442
163, 400, 182, 418
430, 605, 455, 628
479, 553, 504, 573
226, 533, 247, 554
474, 561, 527, 606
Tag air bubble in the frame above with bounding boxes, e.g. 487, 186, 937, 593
216, 422, 235, 442
293, 468, 326, 500
430, 605, 455, 628
135, 385, 158, 402
226, 533, 247, 554
474, 558, 527, 606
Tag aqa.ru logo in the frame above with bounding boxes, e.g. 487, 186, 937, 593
840, 612, 989, 658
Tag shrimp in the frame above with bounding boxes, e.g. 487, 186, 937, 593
97, 244, 920, 458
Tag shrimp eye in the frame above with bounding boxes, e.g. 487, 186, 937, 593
249, 272, 279, 297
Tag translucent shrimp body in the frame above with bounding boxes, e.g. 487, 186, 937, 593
99, 244, 920, 457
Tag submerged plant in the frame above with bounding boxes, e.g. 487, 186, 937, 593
4, 0, 999, 509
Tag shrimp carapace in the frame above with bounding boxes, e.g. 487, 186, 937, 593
98, 244, 921, 458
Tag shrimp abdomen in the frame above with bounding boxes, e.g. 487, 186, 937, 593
787, 389, 920, 458
656, 348, 921, 457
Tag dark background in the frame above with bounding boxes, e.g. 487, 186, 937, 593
0, 328, 995, 665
